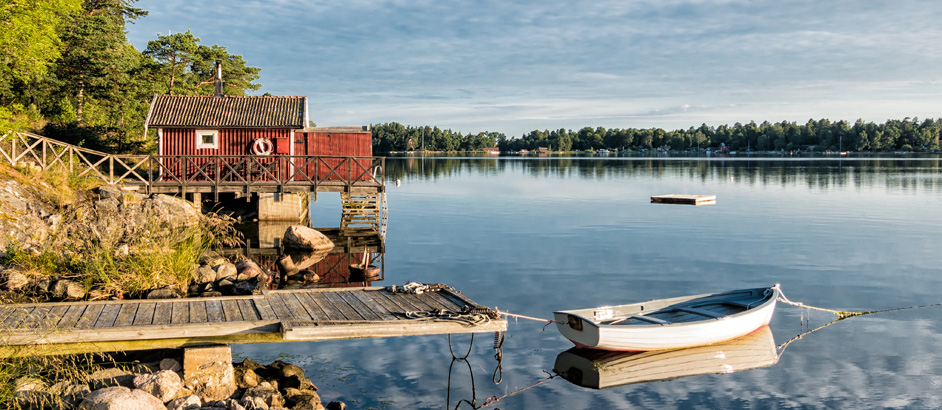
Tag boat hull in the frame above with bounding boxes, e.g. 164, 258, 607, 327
554, 286, 778, 351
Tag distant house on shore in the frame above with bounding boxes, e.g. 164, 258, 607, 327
484, 147, 500, 155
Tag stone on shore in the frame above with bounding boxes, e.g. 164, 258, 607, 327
133, 369, 182, 403
282, 226, 334, 251
166, 394, 202, 410
78, 386, 165, 410
235, 260, 263, 281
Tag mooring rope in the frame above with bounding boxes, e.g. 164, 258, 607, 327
776, 287, 872, 319
496, 310, 562, 330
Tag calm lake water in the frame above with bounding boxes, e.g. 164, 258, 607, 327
235, 156, 942, 409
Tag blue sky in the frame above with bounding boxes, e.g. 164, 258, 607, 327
125, 0, 942, 137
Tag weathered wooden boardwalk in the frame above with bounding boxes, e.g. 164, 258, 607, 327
0, 287, 506, 354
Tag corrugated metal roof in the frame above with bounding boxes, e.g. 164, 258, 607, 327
146, 95, 307, 128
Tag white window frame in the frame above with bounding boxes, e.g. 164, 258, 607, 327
196, 129, 219, 150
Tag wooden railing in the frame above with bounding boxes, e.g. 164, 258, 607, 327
0, 132, 385, 193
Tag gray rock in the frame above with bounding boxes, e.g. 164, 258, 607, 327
147, 288, 179, 299
14, 377, 51, 409
282, 226, 334, 251
95, 185, 124, 200
198, 250, 227, 268
160, 358, 183, 373
0, 267, 29, 290
166, 394, 201, 410
194, 265, 217, 284
241, 382, 284, 409
78, 386, 165, 410
214, 263, 237, 282
147, 194, 202, 228
134, 369, 182, 402
49, 380, 92, 408
326, 401, 346, 410
234, 260, 263, 281
50, 279, 87, 300
89, 368, 137, 390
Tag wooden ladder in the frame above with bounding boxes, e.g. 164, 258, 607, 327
341, 192, 385, 235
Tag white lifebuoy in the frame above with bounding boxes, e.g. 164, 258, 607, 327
251, 138, 274, 155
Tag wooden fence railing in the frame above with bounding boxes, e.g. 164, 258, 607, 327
0, 132, 385, 194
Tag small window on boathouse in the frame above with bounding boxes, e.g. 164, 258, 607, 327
196, 129, 219, 149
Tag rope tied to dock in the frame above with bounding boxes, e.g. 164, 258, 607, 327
495, 309, 563, 331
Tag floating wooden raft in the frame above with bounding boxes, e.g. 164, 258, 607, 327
650, 194, 716, 206
0, 286, 506, 353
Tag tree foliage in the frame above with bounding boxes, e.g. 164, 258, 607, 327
0, 0, 261, 153
372, 118, 942, 154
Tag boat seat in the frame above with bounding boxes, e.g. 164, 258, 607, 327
723, 300, 760, 309
630, 315, 670, 325
673, 306, 722, 318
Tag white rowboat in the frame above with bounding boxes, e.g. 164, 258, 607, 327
553, 285, 779, 351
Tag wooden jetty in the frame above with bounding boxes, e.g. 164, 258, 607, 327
650, 194, 716, 206
0, 286, 506, 355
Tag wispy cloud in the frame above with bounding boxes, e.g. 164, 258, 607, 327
127, 0, 942, 135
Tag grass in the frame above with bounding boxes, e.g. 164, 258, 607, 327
0, 158, 242, 298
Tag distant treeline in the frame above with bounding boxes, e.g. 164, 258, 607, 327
374, 118, 942, 153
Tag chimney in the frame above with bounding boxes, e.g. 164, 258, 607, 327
214, 59, 224, 97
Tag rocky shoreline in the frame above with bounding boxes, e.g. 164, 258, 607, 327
0, 169, 348, 410
15, 348, 345, 410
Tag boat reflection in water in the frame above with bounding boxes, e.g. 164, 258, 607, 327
554, 326, 778, 389
225, 223, 385, 289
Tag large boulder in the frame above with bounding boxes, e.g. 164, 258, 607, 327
145, 194, 202, 228
0, 266, 29, 291
166, 395, 201, 410
133, 369, 182, 403
78, 386, 165, 410
282, 226, 334, 251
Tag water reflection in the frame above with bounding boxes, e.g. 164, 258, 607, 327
554, 326, 778, 390
385, 157, 942, 191
223, 223, 385, 289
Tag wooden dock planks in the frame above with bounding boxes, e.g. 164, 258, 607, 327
0, 287, 506, 348
651, 194, 716, 206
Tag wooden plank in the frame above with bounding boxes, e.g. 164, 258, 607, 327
133, 302, 156, 326
252, 297, 277, 321
424, 292, 466, 312
15, 306, 52, 330
205, 301, 224, 322
0, 306, 15, 324
337, 291, 383, 321
75, 304, 105, 329
323, 291, 365, 321
113, 304, 138, 327
275, 294, 313, 321
221, 300, 243, 322
170, 302, 189, 325
300, 292, 346, 320
95, 304, 121, 328
57, 305, 87, 329
351, 290, 398, 321
152, 302, 173, 325
399, 293, 440, 312
237, 299, 260, 321
290, 292, 329, 320
44, 305, 70, 329
190, 301, 208, 323
2, 307, 32, 328
266, 294, 294, 320
382, 292, 427, 312
371, 291, 413, 318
